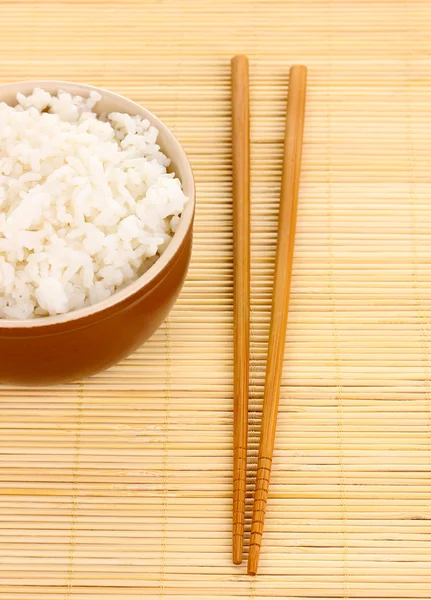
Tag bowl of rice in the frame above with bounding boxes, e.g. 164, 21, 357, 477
0, 81, 195, 385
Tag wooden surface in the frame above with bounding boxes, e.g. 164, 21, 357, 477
249, 65, 307, 576
231, 54, 250, 566
0, 0, 431, 598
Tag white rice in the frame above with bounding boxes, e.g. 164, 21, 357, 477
0, 88, 188, 319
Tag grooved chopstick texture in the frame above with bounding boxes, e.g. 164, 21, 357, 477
1, 1, 431, 599
231, 54, 250, 567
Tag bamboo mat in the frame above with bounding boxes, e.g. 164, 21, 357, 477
0, 0, 431, 598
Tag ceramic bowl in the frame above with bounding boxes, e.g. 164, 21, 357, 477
0, 81, 195, 385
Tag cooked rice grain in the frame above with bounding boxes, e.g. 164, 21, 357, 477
0, 88, 188, 319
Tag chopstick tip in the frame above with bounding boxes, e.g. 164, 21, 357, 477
247, 566, 257, 576
290, 64, 308, 76
231, 54, 249, 66
247, 544, 260, 576
232, 535, 244, 565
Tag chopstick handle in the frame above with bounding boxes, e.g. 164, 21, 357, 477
248, 65, 307, 576
231, 54, 250, 566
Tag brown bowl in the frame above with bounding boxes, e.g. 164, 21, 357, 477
0, 81, 195, 386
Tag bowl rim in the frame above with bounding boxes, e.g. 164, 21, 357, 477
0, 80, 195, 329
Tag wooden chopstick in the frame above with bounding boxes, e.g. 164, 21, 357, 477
247, 65, 307, 576
231, 54, 250, 566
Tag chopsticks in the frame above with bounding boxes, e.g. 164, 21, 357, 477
247, 65, 307, 576
230, 58, 307, 573
231, 55, 250, 566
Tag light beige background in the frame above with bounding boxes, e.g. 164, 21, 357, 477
0, 1, 430, 598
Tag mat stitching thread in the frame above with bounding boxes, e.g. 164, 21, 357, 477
328, 181, 349, 600
159, 318, 171, 599
327, 4, 349, 595
65, 381, 84, 598
404, 16, 431, 474
409, 185, 431, 470
158, 45, 181, 596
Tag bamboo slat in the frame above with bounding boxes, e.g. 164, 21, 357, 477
0, 0, 430, 599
